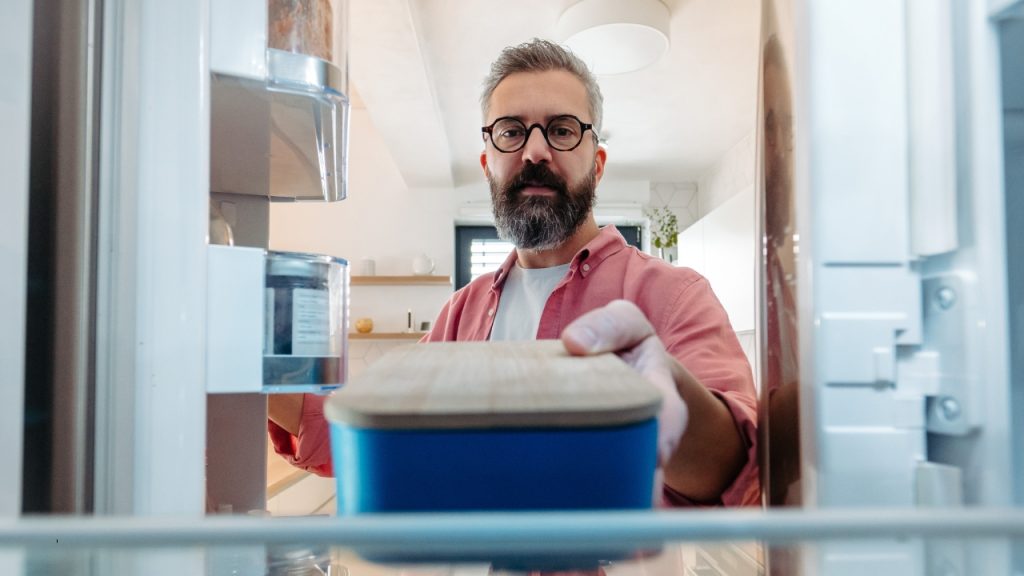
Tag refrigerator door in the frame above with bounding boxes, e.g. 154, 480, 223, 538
781, 0, 1023, 573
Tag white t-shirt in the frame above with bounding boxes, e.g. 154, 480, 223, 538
489, 262, 570, 341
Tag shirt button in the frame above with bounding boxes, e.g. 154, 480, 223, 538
487, 308, 494, 316
582, 263, 591, 272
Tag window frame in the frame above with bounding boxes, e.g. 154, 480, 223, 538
454, 225, 644, 290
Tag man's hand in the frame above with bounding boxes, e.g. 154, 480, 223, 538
562, 299, 748, 503
561, 300, 688, 468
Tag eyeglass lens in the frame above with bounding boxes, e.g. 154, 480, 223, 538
489, 116, 586, 152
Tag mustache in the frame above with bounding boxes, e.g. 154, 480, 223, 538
505, 163, 568, 197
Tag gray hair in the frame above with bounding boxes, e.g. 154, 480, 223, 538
480, 38, 603, 137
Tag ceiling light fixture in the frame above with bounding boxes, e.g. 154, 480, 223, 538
556, 0, 671, 75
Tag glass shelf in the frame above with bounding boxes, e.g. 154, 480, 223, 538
211, 49, 350, 203
1, 509, 1022, 575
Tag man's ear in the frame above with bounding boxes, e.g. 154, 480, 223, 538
480, 151, 490, 178
593, 146, 608, 184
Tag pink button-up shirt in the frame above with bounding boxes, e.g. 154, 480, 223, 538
269, 226, 760, 506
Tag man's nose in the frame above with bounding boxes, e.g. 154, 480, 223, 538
520, 125, 553, 164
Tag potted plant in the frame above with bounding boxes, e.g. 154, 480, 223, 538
646, 207, 679, 261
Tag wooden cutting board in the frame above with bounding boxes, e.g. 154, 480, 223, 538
324, 340, 663, 429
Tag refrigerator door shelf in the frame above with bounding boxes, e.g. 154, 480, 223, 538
267, 47, 346, 97
207, 246, 350, 394
211, 49, 350, 203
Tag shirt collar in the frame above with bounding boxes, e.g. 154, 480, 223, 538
490, 225, 629, 289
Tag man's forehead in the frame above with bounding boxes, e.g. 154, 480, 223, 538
487, 70, 590, 120
491, 69, 587, 96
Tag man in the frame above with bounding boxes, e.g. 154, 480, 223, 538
269, 38, 758, 506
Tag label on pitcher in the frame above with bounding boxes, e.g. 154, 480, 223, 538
264, 288, 275, 355
291, 288, 331, 356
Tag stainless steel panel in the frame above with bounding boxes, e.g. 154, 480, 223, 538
25, 0, 104, 514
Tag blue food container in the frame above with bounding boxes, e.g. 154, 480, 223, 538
325, 340, 662, 514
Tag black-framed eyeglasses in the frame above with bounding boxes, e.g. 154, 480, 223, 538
481, 115, 596, 153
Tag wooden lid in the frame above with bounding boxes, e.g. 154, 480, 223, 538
325, 340, 662, 429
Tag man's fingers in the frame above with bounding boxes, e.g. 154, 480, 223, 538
562, 299, 688, 471
561, 300, 656, 355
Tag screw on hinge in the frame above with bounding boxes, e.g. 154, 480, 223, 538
938, 396, 961, 421
934, 286, 957, 310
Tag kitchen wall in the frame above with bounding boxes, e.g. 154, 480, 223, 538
698, 131, 756, 218
269, 106, 458, 278
685, 131, 758, 384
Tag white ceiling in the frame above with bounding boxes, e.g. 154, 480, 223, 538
348, 0, 760, 190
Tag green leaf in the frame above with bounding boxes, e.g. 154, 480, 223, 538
645, 206, 679, 250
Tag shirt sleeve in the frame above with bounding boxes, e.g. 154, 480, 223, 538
657, 277, 761, 507
267, 393, 334, 477
421, 297, 454, 342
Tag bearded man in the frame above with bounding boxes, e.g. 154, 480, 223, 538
269, 38, 759, 507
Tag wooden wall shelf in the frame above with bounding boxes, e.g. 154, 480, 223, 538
351, 275, 451, 286
350, 332, 426, 340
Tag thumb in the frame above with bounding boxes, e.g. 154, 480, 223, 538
562, 300, 655, 356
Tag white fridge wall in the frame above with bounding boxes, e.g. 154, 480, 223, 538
797, 0, 1019, 573
131, 0, 210, 515
996, 12, 1024, 511
916, 0, 1018, 508
801, 0, 1016, 510
0, 0, 33, 522
210, 0, 267, 79
94, 0, 210, 518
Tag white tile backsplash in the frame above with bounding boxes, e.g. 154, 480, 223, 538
697, 131, 756, 219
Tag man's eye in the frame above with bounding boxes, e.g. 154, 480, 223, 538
550, 127, 575, 137
499, 127, 524, 138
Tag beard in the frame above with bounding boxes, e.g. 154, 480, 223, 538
488, 162, 597, 251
